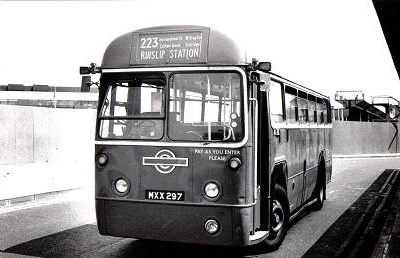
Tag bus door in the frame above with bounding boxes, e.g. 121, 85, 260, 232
254, 72, 271, 231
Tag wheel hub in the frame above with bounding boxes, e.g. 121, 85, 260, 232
271, 200, 284, 233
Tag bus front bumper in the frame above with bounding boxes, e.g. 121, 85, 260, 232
96, 198, 260, 246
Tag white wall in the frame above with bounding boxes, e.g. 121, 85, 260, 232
0, 105, 96, 165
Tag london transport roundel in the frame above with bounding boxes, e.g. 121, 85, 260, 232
142, 149, 189, 174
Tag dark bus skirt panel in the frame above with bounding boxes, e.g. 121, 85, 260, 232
96, 199, 254, 246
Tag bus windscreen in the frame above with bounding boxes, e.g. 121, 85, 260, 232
99, 76, 165, 140
168, 72, 243, 142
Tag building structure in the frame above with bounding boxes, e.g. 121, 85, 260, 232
0, 84, 98, 109
334, 90, 399, 122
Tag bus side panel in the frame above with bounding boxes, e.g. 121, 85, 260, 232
317, 126, 325, 185
298, 128, 308, 205
304, 128, 317, 201
325, 127, 333, 184
272, 128, 300, 213
305, 128, 318, 200
287, 128, 303, 212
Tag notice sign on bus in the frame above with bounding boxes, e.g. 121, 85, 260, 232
131, 31, 208, 65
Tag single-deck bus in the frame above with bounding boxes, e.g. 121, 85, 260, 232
80, 25, 332, 250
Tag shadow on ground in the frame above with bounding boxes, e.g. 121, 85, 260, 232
1, 224, 283, 257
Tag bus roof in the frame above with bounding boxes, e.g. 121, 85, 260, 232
270, 72, 330, 100
102, 25, 247, 69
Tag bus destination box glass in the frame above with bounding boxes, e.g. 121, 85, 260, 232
130, 29, 210, 65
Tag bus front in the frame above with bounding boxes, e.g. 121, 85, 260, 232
92, 26, 263, 246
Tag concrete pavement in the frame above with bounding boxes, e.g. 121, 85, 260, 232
0, 161, 93, 209
303, 169, 400, 257
372, 173, 400, 258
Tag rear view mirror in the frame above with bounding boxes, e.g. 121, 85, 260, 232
80, 66, 91, 75
81, 75, 91, 92
258, 62, 271, 73
80, 63, 101, 75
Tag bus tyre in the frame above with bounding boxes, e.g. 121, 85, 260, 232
264, 184, 289, 251
311, 167, 325, 211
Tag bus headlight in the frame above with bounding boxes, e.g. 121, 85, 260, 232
204, 219, 219, 234
115, 178, 129, 194
97, 153, 108, 167
204, 182, 220, 199
229, 157, 241, 169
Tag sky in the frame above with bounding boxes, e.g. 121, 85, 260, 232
0, 0, 399, 104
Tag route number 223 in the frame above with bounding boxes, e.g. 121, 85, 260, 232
140, 37, 159, 49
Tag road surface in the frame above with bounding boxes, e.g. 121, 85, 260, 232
1, 157, 399, 257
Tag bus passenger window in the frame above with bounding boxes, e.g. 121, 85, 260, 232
269, 81, 284, 124
308, 95, 316, 124
298, 98, 307, 124
322, 101, 328, 124
298, 91, 308, 124
285, 86, 298, 124
316, 98, 324, 124
308, 100, 317, 124
324, 99, 331, 124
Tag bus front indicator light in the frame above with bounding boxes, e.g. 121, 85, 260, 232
204, 182, 220, 199
115, 178, 129, 194
229, 157, 241, 169
204, 219, 219, 235
97, 153, 108, 167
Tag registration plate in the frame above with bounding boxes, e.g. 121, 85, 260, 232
145, 190, 185, 201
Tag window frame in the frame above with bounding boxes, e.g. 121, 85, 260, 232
99, 80, 166, 120
298, 90, 308, 124
284, 85, 299, 125
97, 72, 167, 140
167, 70, 245, 142
316, 97, 325, 125
308, 94, 317, 124
268, 79, 285, 126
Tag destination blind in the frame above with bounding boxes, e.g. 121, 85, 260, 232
134, 31, 207, 64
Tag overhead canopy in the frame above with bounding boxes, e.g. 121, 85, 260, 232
373, 0, 400, 78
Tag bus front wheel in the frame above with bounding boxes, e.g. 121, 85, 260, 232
264, 184, 289, 251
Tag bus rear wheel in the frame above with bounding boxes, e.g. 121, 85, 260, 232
311, 164, 325, 211
264, 184, 289, 251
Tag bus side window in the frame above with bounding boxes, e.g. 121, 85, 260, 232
324, 99, 331, 124
316, 97, 324, 124
298, 90, 308, 124
322, 101, 328, 124
269, 80, 284, 124
285, 86, 298, 124
308, 95, 317, 124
